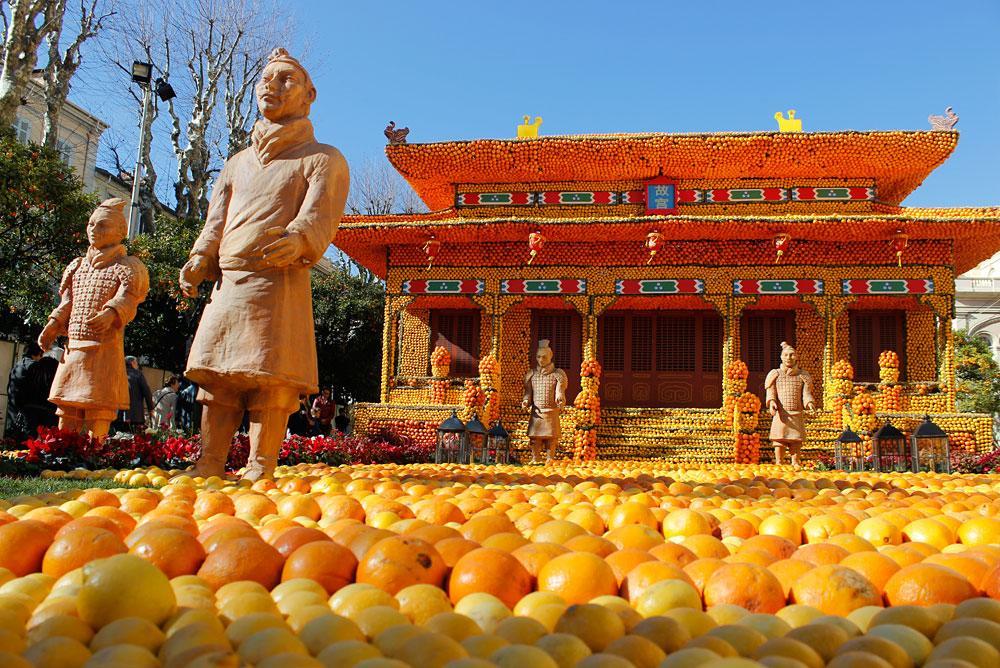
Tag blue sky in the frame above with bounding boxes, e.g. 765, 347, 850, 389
297, 0, 999, 208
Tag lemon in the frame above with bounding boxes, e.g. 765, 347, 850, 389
78, 554, 176, 629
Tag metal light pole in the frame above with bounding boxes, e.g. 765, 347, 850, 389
127, 81, 152, 240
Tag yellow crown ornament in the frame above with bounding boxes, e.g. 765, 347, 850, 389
774, 109, 802, 133
517, 115, 543, 139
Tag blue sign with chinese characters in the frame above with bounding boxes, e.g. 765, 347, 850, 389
645, 178, 678, 215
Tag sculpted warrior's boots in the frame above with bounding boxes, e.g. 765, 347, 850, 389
191, 405, 242, 478
242, 409, 287, 481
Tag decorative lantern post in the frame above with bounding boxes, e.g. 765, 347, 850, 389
435, 411, 466, 464
773, 233, 792, 264
422, 237, 441, 271
872, 420, 909, 472
527, 231, 546, 265
835, 427, 865, 471
645, 231, 664, 265
464, 412, 487, 464
486, 420, 511, 465
891, 230, 909, 268
911, 415, 950, 473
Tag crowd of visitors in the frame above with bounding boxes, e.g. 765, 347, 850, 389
4, 343, 60, 442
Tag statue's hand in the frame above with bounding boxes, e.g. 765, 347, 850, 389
767, 400, 778, 416
262, 227, 306, 267
38, 319, 59, 351
87, 308, 119, 335
805, 402, 817, 413
179, 255, 210, 297
521, 399, 530, 410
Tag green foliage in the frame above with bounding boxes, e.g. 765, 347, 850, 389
954, 329, 1000, 417
0, 129, 96, 327
312, 264, 385, 402
125, 214, 207, 373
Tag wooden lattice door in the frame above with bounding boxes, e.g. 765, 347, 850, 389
530, 310, 582, 400
850, 311, 905, 383
430, 310, 481, 377
741, 311, 795, 402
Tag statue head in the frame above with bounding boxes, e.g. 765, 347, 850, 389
255, 48, 316, 122
536, 339, 554, 368
779, 341, 798, 369
87, 198, 127, 248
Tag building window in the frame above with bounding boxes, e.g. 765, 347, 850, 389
531, 310, 582, 400
741, 311, 795, 401
12, 117, 32, 144
429, 310, 481, 377
850, 311, 905, 383
55, 139, 73, 165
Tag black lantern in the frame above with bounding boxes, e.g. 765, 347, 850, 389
911, 415, 950, 473
835, 427, 866, 471
872, 420, 909, 472
464, 412, 487, 464
485, 420, 511, 465
435, 411, 465, 464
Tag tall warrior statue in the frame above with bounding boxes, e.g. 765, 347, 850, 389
765, 341, 816, 467
179, 48, 349, 481
522, 339, 568, 464
38, 198, 149, 440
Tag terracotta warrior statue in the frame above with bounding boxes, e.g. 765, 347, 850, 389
765, 341, 816, 467
522, 339, 567, 464
179, 47, 349, 480
38, 198, 149, 440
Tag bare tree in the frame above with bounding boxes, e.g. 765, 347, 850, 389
347, 156, 425, 217
0, 0, 59, 127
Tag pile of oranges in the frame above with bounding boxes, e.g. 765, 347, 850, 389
0, 462, 998, 667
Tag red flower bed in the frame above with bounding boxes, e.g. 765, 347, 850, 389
14, 427, 433, 474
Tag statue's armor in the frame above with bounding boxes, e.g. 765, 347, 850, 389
773, 373, 805, 412
66, 259, 127, 341
531, 368, 561, 409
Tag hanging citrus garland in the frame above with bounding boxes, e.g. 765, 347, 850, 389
645, 230, 664, 265
723, 360, 749, 426
851, 388, 878, 460
573, 340, 601, 462
734, 391, 761, 464
478, 352, 501, 424
422, 237, 441, 271
459, 379, 485, 422
891, 229, 908, 267
429, 346, 451, 404
773, 232, 791, 263
527, 230, 546, 265
830, 359, 854, 429
878, 349, 902, 411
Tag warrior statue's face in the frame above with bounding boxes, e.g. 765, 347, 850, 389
781, 347, 798, 368
536, 347, 553, 367
256, 61, 315, 122
86, 212, 124, 249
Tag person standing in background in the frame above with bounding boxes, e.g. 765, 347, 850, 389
151, 375, 181, 429
5, 342, 43, 442
124, 356, 153, 432
311, 387, 334, 435
24, 346, 61, 432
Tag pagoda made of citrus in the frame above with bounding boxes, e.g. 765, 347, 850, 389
335, 120, 1000, 463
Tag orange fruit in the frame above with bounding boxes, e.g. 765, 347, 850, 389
356, 536, 447, 594
281, 541, 358, 594
435, 537, 481, 568
683, 557, 726, 594
839, 551, 901, 595
197, 537, 284, 590
0, 520, 54, 576
537, 552, 618, 605
129, 527, 206, 578
649, 542, 698, 568
605, 549, 657, 585
448, 547, 532, 608
740, 535, 796, 560
85, 507, 137, 538
957, 517, 1000, 546
78, 488, 120, 508
883, 563, 979, 607
703, 562, 786, 614
792, 543, 849, 566
769, 558, 815, 598
621, 560, 696, 602
42, 525, 127, 578
271, 527, 331, 558
193, 491, 235, 517
511, 542, 570, 581
789, 564, 882, 616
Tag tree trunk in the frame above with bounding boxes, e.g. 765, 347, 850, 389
0, 0, 52, 129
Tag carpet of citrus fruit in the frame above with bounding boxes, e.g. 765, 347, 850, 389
1, 463, 1000, 668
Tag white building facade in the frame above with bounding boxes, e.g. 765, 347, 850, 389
954, 253, 1000, 359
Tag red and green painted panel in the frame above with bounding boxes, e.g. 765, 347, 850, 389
842, 279, 934, 295
733, 279, 825, 295
793, 187, 874, 201
456, 192, 534, 206
501, 278, 587, 294
401, 279, 484, 295
615, 279, 704, 295
706, 188, 789, 203
539, 191, 616, 205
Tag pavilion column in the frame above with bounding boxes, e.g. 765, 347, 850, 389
381, 295, 413, 403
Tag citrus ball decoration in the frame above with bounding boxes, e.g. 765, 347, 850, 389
78, 554, 176, 628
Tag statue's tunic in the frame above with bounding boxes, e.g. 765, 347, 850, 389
47, 245, 149, 413
765, 366, 815, 442
523, 364, 567, 440
185, 117, 349, 400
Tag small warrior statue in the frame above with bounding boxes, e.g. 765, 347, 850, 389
179, 48, 349, 481
522, 339, 567, 464
37, 198, 149, 440
765, 341, 816, 467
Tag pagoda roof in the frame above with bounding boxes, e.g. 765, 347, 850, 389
385, 130, 959, 210
334, 206, 1000, 278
